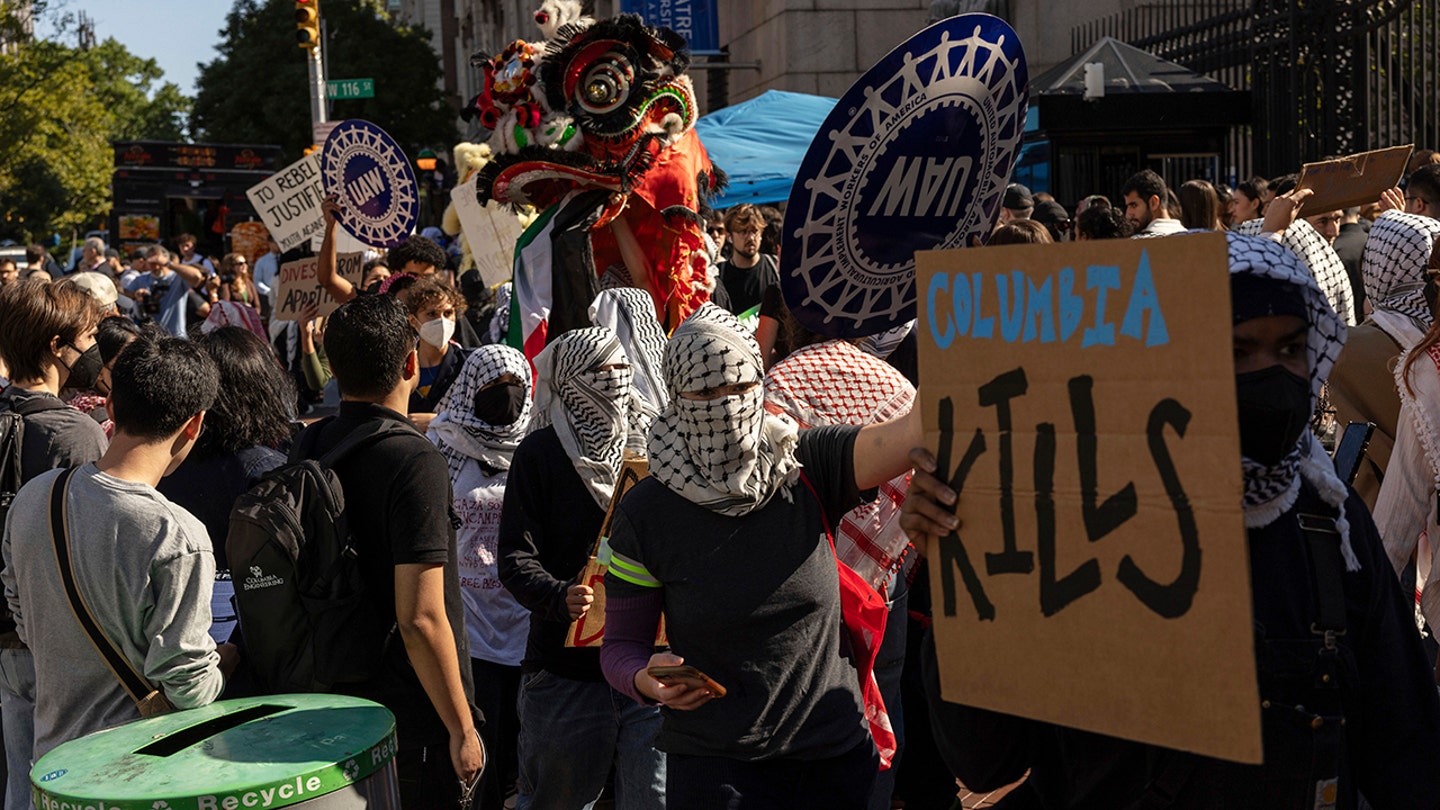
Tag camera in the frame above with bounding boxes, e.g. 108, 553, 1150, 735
143, 279, 170, 315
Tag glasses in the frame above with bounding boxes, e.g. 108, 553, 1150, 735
1408, 195, 1431, 209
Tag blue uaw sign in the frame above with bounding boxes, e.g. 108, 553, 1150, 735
321, 120, 419, 248
781, 14, 1029, 338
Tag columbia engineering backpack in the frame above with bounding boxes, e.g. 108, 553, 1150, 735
226, 418, 408, 693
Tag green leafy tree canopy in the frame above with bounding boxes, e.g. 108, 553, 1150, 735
191, 0, 457, 163
0, 1, 193, 243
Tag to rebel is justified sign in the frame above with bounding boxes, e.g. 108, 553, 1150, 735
916, 233, 1262, 764
245, 153, 326, 253
273, 252, 364, 321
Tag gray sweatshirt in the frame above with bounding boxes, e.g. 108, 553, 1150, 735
2, 463, 224, 757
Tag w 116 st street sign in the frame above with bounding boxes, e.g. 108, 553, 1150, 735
326, 79, 374, 100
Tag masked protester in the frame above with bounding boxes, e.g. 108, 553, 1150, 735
405, 277, 471, 432
429, 345, 534, 810
0, 278, 110, 809
589, 287, 669, 453
901, 232, 1440, 808
1331, 211, 1440, 505
497, 327, 667, 810
599, 304, 926, 810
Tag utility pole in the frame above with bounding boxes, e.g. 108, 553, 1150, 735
294, 0, 328, 138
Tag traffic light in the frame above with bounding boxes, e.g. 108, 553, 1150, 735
295, 0, 320, 50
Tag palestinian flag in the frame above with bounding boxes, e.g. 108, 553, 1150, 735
507, 189, 611, 364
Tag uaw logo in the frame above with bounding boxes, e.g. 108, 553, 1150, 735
781, 13, 1029, 338
243, 564, 284, 592
320, 120, 419, 249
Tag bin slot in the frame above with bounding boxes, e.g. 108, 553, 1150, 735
136, 704, 290, 757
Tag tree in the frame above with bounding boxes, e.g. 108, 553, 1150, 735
191, 0, 457, 163
0, 2, 194, 243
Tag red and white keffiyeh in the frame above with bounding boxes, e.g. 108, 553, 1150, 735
764, 339, 916, 595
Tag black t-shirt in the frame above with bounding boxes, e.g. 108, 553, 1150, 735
716, 254, 780, 316
497, 425, 606, 680
607, 425, 871, 761
158, 445, 286, 570
306, 402, 473, 750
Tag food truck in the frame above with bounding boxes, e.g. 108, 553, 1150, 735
108, 141, 284, 258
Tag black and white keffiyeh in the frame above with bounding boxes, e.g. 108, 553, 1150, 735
1228, 232, 1359, 570
649, 303, 801, 516
1238, 217, 1356, 326
1363, 210, 1440, 327
857, 320, 915, 360
488, 282, 513, 345
590, 287, 669, 450
531, 326, 632, 510
430, 344, 533, 481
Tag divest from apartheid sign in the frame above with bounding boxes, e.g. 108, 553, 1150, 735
916, 232, 1262, 764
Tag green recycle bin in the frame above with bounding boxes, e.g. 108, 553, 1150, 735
30, 695, 399, 810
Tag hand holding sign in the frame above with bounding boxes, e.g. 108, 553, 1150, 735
916, 233, 1261, 765
321, 120, 419, 248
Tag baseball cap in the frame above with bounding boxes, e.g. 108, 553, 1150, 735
1003, 183, 1033, 211
69, 271, 118, 308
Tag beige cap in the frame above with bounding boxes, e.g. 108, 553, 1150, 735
69, 271, 118, 308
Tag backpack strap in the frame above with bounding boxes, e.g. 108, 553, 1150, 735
1296, 509, 1347, 646
47, 468, 175, 718
291, 416, 414, 468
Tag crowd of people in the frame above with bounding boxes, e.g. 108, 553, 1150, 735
3, 146, 1440, 810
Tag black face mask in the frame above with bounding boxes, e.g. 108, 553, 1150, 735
473, 381, 525, 426
62, 343, 104, 391
1235, 365, 1312, 466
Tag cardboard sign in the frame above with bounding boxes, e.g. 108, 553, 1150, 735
1297, 144, 1413, 214
273, 252, 364, 321
450, 179, 527, 287
780, 13, 1028, 338
245, 153, 327, 253
566, 457, 667, 648
916, 233, 1261, 764
321, 120, 419, 249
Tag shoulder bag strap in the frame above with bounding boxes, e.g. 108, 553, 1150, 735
48, 468, 175, 717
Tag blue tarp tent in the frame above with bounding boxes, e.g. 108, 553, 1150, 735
695, 90, 837, 207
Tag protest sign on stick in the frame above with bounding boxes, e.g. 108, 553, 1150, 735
245, 153, 326, 253
273, 251, 364, 321
567, 457, 666, 648
451, 178, 527, 287
1296, 144, 1413, 214
917, 232, 1261, 764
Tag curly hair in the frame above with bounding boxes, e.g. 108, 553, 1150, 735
387, 236, 447, 275
404, 276, 468, 317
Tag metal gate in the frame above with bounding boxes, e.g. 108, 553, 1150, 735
1072, 0, 1440, 180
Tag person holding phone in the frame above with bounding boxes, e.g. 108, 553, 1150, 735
599, 304, 923, 809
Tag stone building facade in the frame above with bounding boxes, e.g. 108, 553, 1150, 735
393, 0, 1138, 124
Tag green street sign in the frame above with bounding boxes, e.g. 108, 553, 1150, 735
326, 78, 374, 100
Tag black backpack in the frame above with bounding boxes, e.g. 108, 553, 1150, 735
0, 393, 72, 638
226, 417, 408, 693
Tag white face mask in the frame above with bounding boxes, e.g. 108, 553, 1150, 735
418, 317, 455, 349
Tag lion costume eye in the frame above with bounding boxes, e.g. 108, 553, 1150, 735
577, 52, 634, 115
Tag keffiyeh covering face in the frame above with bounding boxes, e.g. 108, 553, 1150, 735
532, 327, 632, 510
1363, 210, 1440, 325
649, 303, 801, 516
430, 345, 533, 480
1227, 232, 1359, 570
590, 287, 669, 452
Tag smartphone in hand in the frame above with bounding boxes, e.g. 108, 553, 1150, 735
646, 665, 727, 698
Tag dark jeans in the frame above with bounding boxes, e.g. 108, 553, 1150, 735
470, 658, 521, 810
666, 739, 879, 810
396, 741, 462, 809
870, 572, 910, 810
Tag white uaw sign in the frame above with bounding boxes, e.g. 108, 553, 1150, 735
780, 13, 1029, 338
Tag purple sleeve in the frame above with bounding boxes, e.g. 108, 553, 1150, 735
600, 590, 665, 705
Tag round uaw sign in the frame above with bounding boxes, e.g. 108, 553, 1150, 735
781, 13, 1029, 337
321, 119, 420, 248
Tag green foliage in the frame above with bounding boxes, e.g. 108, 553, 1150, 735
191, 0, 457, 163
0, 3, 194, 243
